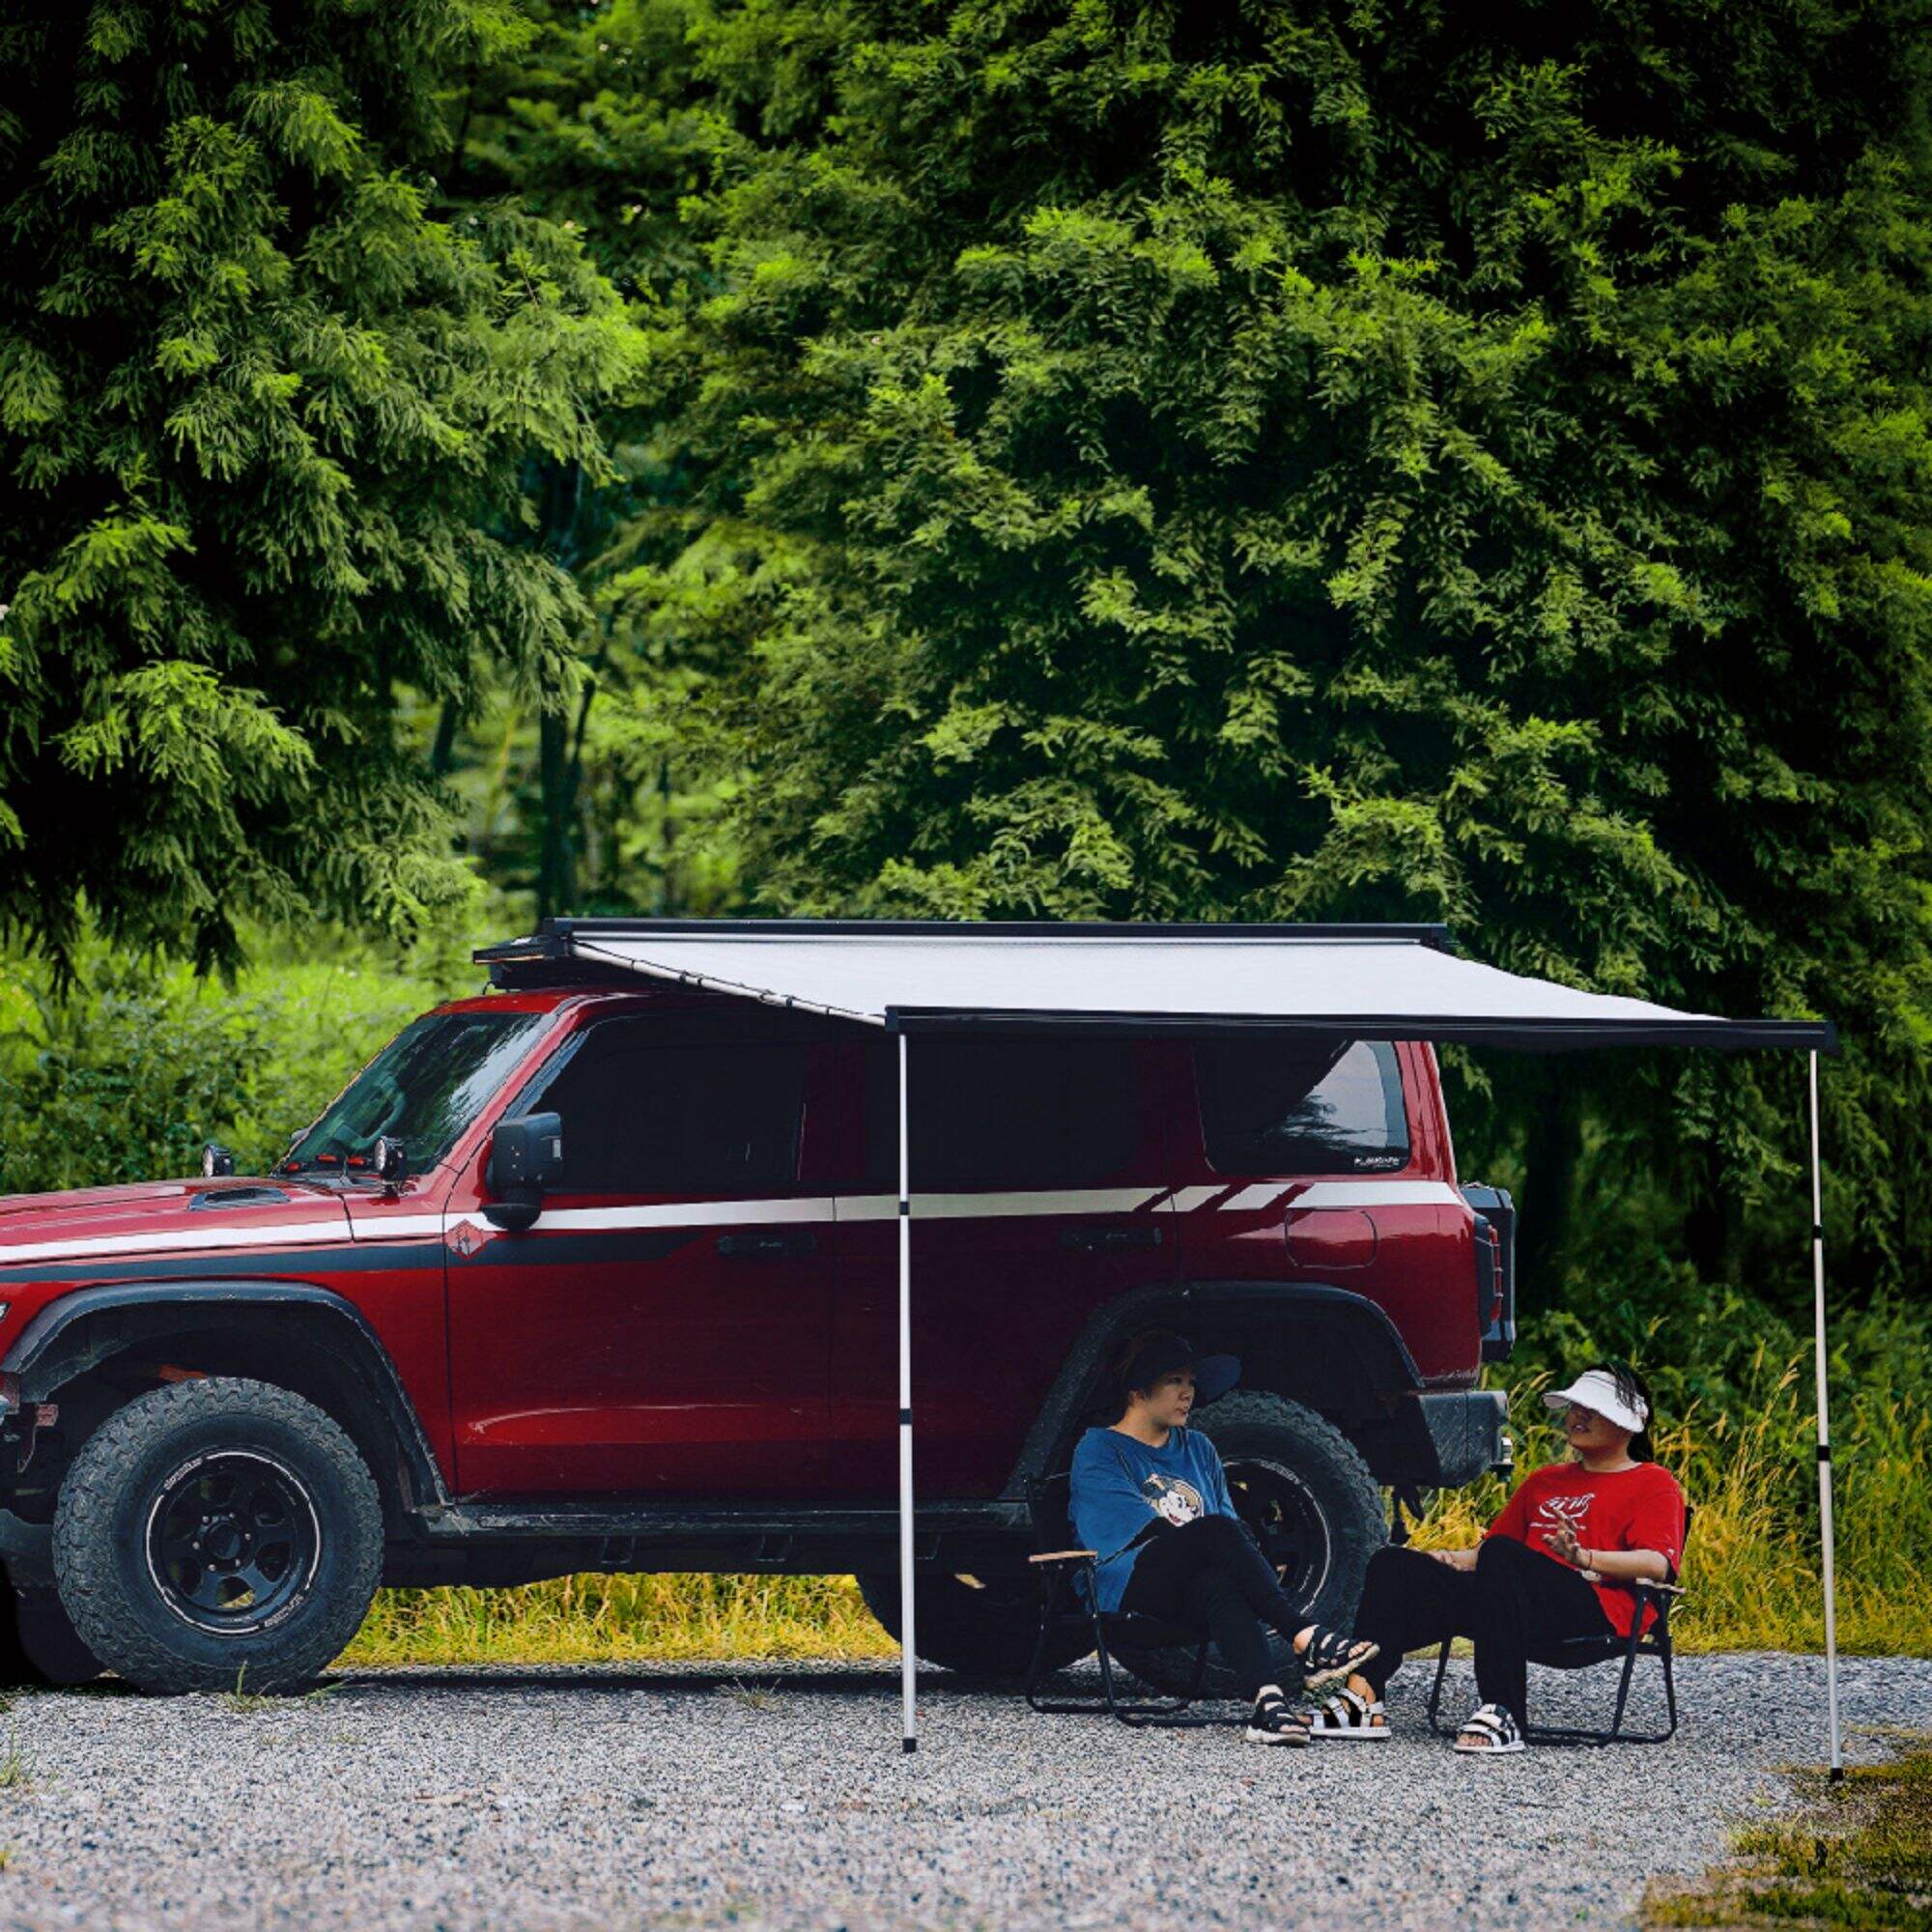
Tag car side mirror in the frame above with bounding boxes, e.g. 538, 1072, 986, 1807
484, 1112, 563, 1232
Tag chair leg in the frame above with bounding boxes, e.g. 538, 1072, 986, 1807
1426, 1640, 1457, 1739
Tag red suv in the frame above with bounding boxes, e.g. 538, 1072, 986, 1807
0, 923, 1513, 1695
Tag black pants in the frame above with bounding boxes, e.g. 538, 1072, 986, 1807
1350, 1537, 1612, 1726
1117, 1513, 1303, 1701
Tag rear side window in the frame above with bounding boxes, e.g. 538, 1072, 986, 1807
866, 1038, 1140, 1188
1194, 1039, 1409, 1176
526, 1023, 807, 1194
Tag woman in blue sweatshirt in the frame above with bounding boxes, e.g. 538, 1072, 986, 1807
1069, 1330, 1377, 1746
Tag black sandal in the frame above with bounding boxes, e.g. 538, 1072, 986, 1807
1297, 1625, 1379, 1690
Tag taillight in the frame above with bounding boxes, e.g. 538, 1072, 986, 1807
1483, 1223, 1504, 1328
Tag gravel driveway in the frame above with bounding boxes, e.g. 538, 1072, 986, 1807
0, 1652, 1920, 1932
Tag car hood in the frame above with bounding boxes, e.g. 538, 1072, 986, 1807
0, 1178, 353, 1272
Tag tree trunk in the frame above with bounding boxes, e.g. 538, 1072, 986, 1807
1516, 1069, 1581, 1317
536, 709, 576, 922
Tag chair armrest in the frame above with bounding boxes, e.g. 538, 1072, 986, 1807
1632, 1578, 1686, 1599
1028, 1548, 1098, 1566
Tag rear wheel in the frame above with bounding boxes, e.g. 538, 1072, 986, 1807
52, 1378, 383, 1695
856, 1568, 1092, 1682
1111, 1390, 1384, 1700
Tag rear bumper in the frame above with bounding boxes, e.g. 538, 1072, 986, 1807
1417, 1390, 1513, 1486
1365, 1389, 1513, 1490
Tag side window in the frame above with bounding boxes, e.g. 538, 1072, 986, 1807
1195, 1039, 1409, 1176
866, 1037, 1140, 1188
527, 1023, 808, 1194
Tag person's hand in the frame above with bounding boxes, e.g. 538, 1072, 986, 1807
1543, 1521, 1590, 1570
1428, 1547, 1476, 1572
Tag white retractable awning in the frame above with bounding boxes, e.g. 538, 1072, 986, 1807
479, 920, 1833, 1053
475, 919, 1841, 1771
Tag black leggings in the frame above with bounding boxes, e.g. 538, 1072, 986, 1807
1117, 1513, 1304, 1700
1350, 1537, 1612, 1726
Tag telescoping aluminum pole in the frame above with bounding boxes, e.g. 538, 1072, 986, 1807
897, 1030, 918, 1753
1808, 1049, 1844, 1779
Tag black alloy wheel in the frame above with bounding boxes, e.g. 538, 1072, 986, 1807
53, 1378, 383, 1694
146, 1451, 322, 1634
1224, 1453, 1334, 1611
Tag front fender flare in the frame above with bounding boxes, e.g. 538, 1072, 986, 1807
0, 1279, 449, 1512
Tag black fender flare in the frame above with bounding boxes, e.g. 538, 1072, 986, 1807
0, 1280, 450, 1513
1004, 1279, 1423, 1495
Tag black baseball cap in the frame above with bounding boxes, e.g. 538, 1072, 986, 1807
1121, 1330, 1240, 1406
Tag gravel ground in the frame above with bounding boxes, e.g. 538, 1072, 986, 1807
0, 1652, 1920, 1932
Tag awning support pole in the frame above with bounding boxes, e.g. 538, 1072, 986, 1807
1808, 1048, 1843, 1779
897, 1030, 917, 1753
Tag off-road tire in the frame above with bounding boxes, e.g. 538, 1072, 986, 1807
52, 1378, 382, 1695
855, 1569, 1092, 1682
1111, 1390, 1385, 1700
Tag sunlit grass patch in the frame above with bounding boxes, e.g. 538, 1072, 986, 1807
1645, 1743, 1932, 1928
343, 1572, 897, 1667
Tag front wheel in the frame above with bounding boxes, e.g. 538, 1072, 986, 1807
1111, 1390, 1385, 1700
52, 1378, 383, 1695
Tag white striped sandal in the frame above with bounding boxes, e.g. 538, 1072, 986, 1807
1306, 1687, 1391, 1740
1452, 1703, 1526, 1755
1296, 1624, 1379, 1691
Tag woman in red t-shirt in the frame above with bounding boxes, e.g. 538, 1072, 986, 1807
1291, 1360, 1686, 1755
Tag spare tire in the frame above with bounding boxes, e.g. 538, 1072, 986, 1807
1110, 1390, 1384, 1700
855, 1567, 1092, 1682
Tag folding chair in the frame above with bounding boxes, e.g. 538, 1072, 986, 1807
1425, 1506, 1691, 1747
1021, 1473, 1247, 1727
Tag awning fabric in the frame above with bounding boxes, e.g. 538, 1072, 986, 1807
478, 919, 1835, 1053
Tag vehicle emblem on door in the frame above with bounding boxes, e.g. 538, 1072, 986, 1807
448, 1220, 484, 1260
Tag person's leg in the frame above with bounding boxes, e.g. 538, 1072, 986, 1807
1117, 1521, 1303, 1739
1152, 1513, 1310, 1643
1347, 1544, 1478, 1699
1467, 1536, 1611, 1730
1179, 1565, 1275, 1702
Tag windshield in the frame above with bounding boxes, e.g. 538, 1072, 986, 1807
282, 1009, 554, 1176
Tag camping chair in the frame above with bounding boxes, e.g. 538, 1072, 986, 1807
1425, 1507, 1691, 1747
1021, 1473, 1248, 1727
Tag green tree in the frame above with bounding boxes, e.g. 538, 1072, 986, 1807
627, 0, 1932, 1300
0, 0, 633, 976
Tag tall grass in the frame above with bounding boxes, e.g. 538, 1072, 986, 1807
345, 1572, 895, 1667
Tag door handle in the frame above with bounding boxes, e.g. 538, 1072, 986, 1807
1060, 1224, 1163, 1252
717, 1231, 817, 1260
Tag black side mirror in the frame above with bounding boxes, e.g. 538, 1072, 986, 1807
201, 1143, 235, 1179
484, 1112, 563, 1232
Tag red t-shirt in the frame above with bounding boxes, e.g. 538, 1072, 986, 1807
1486, 1461, 1687, 1635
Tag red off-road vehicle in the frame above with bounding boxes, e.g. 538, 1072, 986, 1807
0, 921, 1514, 1695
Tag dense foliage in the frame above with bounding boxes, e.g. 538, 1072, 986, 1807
0, 0, 632, 977
616, 0, 1932, 1305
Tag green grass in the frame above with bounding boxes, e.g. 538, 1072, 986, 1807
1646, 1743, 1932, 1929
343, 1572, 895, 1667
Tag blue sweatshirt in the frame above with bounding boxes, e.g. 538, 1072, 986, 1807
1068, 1424, 1238, 1612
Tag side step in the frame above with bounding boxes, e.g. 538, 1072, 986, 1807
415, 1497, 1030, 1542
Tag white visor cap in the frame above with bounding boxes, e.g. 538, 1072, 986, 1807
1542, 1369, 1649, 1436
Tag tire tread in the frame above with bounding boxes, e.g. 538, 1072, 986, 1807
52, 1378, 382, 1695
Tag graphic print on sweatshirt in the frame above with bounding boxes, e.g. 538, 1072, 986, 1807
1143, 1472, 1206, 1527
